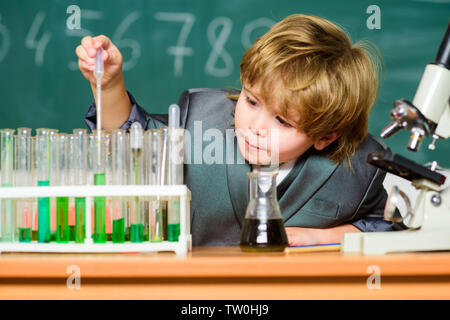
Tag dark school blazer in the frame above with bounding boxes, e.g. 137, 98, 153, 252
86, 88, 398, 246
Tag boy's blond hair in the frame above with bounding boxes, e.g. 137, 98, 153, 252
240, 14, 381, 164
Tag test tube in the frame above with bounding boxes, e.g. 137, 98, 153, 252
73, 129, 87, 243
111, 129, 128, 243
56, 134, 69, 243
168, 105, 184, 241
146, 129, 163, 242
31, 136, 38, 241
48, 129, 59, 242
36, 128, 51, 242
15, 128, 32, 242
1, 129, 15, 242
66, 134, 76, 241
129, 122, 145, 242
93, 129, 106, 243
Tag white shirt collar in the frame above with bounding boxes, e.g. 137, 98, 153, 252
251, 157, 298, 186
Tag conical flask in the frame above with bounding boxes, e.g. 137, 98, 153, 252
239, 170, 288, 252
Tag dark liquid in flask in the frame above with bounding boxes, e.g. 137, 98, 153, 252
239, 218, 288, 252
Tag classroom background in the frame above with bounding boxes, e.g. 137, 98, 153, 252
0, 0, 449, 166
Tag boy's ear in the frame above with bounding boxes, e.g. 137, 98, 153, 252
313, 132, 342, 151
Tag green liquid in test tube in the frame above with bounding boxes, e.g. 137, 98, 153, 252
162, 202, 168, 240
112, 218, 125, 243
75, 197, 85, 243
94, 173, 106, 243
37, 180, 50, 242
19, 228, 32, 242
56, 197, 69, 242
130, 223, 144, 242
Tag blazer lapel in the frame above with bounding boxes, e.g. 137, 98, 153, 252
279, 152, 339, 222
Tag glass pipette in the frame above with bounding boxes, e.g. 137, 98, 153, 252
94, 48, 104, 135
93, 49, 106, 243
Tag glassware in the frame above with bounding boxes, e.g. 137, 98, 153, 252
111, 129, 128, 243
239, 169, 288, 252
35, 128, 51, 242
129, 123, 145, 242
73, 129, 87, 243
92, 129, 107, 243
146, 129, 164, 242
0, 128, 15, 242
15, 128, 32, 242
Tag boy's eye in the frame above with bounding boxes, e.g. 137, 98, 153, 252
276, 116, 293, 128
246, 97, 257, 106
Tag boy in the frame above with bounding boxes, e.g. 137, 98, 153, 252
77, 14, 398, 246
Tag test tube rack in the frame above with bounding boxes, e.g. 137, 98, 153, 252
0, 184, 192, 255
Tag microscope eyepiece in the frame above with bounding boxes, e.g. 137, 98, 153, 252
434, 23, 450, 70
380, 121, 402, 139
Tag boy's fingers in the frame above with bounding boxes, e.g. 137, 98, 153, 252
81, 36, 98, 58
81, 36, 94, 52
102, 49, 109, 62
92, 35, 118, 63
79, 59, 95, 72
92, 35, 112, 50
76, 45, 94, 64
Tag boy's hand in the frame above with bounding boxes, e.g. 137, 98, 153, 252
285, 227, 324, 246
76, 35, 123, 89
285, 224, 360, 246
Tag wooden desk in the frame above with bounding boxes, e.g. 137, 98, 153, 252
1, 247, 450, 299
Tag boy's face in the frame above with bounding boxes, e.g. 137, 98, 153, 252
234, 82, 315, 165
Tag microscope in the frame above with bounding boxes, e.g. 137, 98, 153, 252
342, 23, 450, 255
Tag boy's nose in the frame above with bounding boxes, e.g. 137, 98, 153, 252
250, 112, 270, 137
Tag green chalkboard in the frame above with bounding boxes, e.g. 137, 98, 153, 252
0, 0, 449, 166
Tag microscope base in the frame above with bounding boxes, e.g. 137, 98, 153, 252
342, 228, 450, 255
342, 185, 450, 255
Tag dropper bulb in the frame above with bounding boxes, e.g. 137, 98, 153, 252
94, 48, 104, 79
